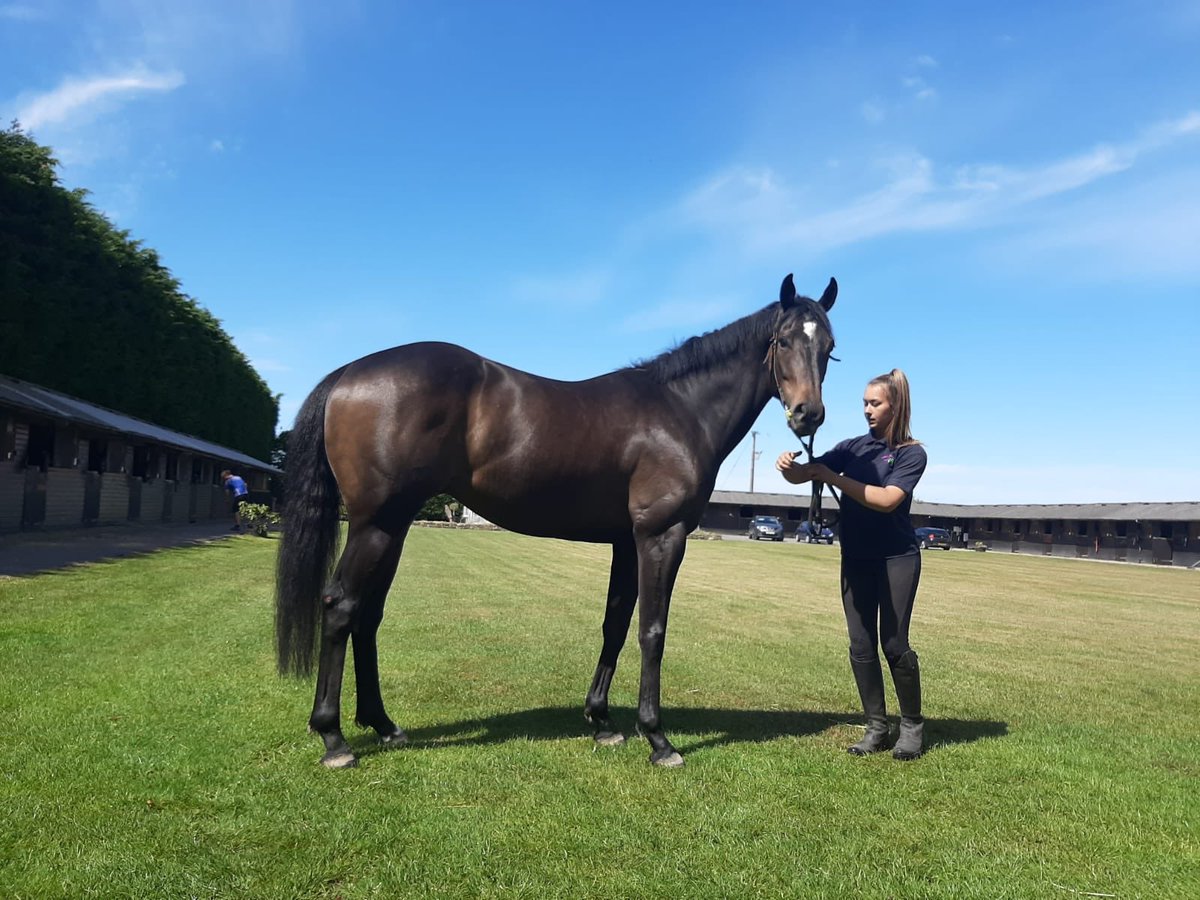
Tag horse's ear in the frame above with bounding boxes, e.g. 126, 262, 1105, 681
779, 273, 797, 309
818, 277, 837, 311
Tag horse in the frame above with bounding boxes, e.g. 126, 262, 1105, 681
275, 274, 838, 768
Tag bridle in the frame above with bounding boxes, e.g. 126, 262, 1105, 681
763, 309, 841, 533
763, 319, 792, 422
764, 308, 839, 423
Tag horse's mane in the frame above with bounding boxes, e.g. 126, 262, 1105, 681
629, 299, 831, 385
627, 305, 777, 384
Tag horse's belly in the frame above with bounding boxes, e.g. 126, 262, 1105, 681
456, 481, 632, 543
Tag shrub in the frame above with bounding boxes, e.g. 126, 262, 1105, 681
417, 493, 459, 522
240, 502, 280, 537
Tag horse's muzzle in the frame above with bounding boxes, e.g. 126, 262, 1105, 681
788, 408, 825, 437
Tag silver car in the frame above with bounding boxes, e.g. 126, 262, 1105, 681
748, 515, 785, 541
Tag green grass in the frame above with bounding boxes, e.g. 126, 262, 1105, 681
1, 530, 1197, 898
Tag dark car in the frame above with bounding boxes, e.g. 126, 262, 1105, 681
748, 515, 785, 541
915, 526, 952, 550
796, 520, 835, 544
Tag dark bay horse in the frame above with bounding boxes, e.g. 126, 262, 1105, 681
276, 274, 838, 768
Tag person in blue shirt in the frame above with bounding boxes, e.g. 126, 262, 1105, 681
221, 469, 250, 533
776, 369, 928, 760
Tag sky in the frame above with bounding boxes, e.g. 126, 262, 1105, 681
3, 1, 1199, 505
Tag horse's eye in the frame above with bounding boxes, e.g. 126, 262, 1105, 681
777, 338, 790, 349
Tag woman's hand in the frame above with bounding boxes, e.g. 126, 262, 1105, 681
776, 453, 832, 486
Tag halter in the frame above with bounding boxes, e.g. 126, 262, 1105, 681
763, 310, 841, 533
763, 309, 793, 421
763, 308, 839, 422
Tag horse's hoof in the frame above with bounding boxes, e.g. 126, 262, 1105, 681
594, 731, 626, 747
321, 750, 358, 769
650, 749, 685, 768
380, 729, 408, 749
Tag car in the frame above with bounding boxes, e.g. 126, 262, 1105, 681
915, 526, 952, 550
796, 520, 835, 544
748, 515, 785, 541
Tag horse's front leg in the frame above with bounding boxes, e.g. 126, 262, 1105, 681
585, 537, 637, 746
634, 523, 688, 767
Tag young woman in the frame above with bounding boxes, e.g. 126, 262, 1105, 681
776, 369, 928, 760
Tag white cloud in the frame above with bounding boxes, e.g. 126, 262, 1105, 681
915, 54, 938, 68
902, 76, 936, 101
210, 138, 225, 153
16, 68, 184, 130
989, 166, 1200, 278
3, 1, 311, 166
670, 110, 1200, 258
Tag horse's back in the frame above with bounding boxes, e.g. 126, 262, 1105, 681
321, 342, 700, 536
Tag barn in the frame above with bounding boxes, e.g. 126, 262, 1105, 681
703, 490, 1200, 567
0, 375, 279, 532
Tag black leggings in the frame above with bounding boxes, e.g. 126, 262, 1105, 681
841, 552, 921, 666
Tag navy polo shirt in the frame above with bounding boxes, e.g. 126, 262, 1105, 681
815, 434, 927, 560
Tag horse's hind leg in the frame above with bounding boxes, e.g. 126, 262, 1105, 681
585, 537, 637, 746
309, 521, 405, 768
352, 524, 410, 749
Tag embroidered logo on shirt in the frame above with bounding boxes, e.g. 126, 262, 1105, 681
883, 453, 895, 468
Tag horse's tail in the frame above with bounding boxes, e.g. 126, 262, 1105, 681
275, 366, 347, 677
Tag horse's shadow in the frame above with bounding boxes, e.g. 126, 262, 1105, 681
349, 706, 1007, 758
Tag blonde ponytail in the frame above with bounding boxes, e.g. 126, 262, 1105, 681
868, 369, 918, 448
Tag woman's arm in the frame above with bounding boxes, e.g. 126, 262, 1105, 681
775, 459, 907, 513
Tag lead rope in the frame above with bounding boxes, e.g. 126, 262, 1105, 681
800, 435, 840, 538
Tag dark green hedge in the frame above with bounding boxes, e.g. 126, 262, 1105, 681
0, 123, 277, 460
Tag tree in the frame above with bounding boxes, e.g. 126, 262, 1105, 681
270, 430, 290, 470
416, 493, 458, 521
0, 123, 278, 459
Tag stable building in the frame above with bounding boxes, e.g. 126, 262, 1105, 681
0, 375, 279, 532
703, 490, 1200, 567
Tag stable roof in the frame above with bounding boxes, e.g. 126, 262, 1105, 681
0, 374, 280, 474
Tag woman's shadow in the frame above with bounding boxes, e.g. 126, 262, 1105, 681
351, 706, 1007, 758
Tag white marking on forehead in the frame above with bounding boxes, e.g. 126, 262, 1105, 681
802, 321, 818, 340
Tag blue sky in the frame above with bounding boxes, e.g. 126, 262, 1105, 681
4, 1, 1198, 504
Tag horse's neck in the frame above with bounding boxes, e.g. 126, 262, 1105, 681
671, 346, 776, 463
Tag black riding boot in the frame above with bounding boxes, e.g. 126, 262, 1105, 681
890, 649, 924, 760
847, 654, 891, 755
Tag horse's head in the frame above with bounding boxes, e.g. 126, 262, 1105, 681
770, 274, 837, 437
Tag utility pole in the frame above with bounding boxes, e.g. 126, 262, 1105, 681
750, 430, 762, 492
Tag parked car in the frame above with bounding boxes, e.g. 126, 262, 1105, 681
796, 520, 835, 544
915, 526, 952, 550
748, 515, 785, 541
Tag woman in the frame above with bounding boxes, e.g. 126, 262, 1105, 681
775, 369, 928, 760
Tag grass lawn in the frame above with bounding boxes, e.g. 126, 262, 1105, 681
1, 529, 1197, 898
